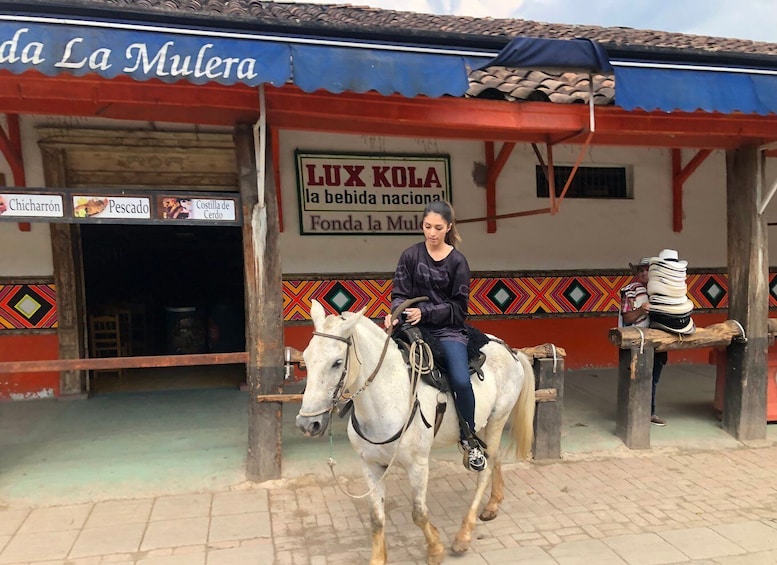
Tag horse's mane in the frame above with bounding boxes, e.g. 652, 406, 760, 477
330, 310, 390, 342
343, 311, 390, 340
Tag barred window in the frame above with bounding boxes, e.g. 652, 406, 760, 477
536, 165, 630, 199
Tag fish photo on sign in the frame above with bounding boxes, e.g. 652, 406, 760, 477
73, 197, 109, 218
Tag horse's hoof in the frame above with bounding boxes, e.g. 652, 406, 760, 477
451, 538, 470, 554
427, 548, 445, 565
479, 509, 498, 521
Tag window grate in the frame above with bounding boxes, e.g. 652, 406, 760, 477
536, 165, 629, 199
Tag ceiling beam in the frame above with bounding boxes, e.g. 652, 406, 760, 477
2, 71, 777, 149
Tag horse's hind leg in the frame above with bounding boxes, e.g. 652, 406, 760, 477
480, 460, 503, 521
363, 462, 388, 565
479, 417, 509, 521
451, 464, 491, 553
408, 461, 445, 565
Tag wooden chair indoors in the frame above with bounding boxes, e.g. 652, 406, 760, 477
88, 314, 124, 380
113, 309, 133, 357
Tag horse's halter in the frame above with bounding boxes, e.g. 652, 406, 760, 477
297, 326, 392, 418
297, 331, 354, 418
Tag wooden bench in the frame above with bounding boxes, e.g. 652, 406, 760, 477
517, 343, 566, 460
607, 319, 762, 449
272, 341, 567, 460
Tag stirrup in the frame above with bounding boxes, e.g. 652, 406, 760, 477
459, 439, 488, 472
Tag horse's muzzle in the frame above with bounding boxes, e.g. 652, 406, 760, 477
296, 412, 331, 438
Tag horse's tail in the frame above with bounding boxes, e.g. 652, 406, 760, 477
509, 350, 536, 460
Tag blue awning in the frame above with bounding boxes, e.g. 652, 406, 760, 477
478, 37, 612, 72
0, 17, 474, 98
615, 65, 777, 115
291, 44, 470, 97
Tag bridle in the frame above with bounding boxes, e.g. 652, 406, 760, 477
296, 327, 393, 418
298, 319, 427, 501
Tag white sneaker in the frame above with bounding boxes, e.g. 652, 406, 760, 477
460, 440, 487, 472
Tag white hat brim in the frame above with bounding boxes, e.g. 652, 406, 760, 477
649, 258, 688, 271
649, 300, 694, 315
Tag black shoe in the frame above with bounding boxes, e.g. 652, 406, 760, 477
459, 439, 487, 472
651, 415, 666, 426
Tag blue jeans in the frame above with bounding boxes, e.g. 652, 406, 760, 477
439, 339, 475, 439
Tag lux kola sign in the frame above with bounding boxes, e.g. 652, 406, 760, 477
296, 151, 451, 235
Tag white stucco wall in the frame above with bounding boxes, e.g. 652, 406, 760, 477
0, 115, 53, 277
3, 117, 777, 279
278, 130, 773, 274
0, 222, 54, 277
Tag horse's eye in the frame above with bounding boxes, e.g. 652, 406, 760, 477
332, 359, 343, 369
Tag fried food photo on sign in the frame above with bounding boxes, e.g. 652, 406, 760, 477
0, 195, 6, 214
74, 197, 109, 218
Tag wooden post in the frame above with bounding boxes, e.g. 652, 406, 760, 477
236, 123, 285, 481
724, 145, 768, 440
532, 356, 563, 460
42, 146, 87, 397
615, 347, 652, 449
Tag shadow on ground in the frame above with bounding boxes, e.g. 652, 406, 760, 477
0, 363, 774, 507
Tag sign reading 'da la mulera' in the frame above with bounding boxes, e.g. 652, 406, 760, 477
0, 21, 290, 87
72, 195, 150, 220
296, 152, 451, 235
157, 196, 237, 221
0, 193, 64, 218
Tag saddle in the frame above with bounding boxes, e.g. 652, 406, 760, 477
389, 323, 490, 439
338, 322, 492, 445
392, 323, 490, 393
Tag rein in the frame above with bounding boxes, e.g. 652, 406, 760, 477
295, 331, 351, 419
305, 321, 430, 500
297, 327, 393, 419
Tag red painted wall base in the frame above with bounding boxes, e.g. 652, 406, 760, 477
0, 313, 730, 399
0, 334, 60, 400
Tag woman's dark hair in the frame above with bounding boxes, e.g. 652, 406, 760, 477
423, 200, 461, 248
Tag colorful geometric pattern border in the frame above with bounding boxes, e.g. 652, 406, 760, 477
283, 272, 776, 321
0, 273, 770, 328
0, 284, 58, 330
284, 279, 393, 321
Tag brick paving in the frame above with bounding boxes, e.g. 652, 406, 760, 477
1, 443, 777, 564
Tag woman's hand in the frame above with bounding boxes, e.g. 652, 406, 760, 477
403, 307, 421, 325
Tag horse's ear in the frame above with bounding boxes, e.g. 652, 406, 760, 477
310, 300, 326, 329
340, 306, 367, 333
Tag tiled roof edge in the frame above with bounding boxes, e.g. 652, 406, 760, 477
5, 0, 777, 63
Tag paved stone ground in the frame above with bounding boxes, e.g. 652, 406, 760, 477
2, 442, 777, 564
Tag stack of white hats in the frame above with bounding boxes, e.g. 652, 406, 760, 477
647, 249, 696, 335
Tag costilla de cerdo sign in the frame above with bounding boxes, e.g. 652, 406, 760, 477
296, 152, 452, 235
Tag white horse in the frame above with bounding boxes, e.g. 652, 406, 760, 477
295, 300, 535, 565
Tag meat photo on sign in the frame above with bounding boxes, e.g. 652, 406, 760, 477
160, 197, 192, 219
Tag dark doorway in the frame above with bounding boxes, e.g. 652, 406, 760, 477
80, 223, 246, 392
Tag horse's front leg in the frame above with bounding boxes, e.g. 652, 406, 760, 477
407, 460, 446, 565
452, 420, 506, 553
363, 461, 388, 565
